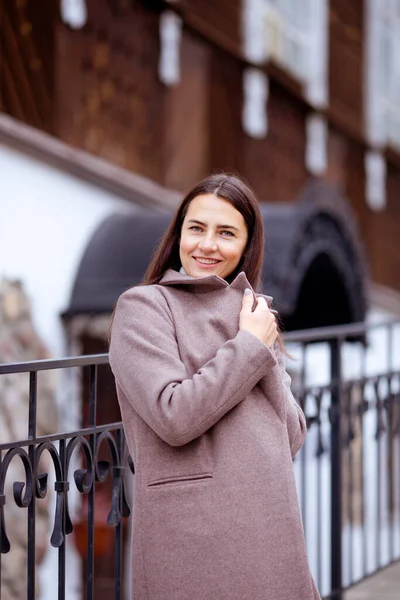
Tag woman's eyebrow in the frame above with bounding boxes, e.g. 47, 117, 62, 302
187, 219, 206, 226
218, 224, 240, 231
187, 219, 239, 232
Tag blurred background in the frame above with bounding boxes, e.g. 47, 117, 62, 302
0, 1, 399, 599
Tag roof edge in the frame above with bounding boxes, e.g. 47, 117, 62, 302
0, 114, 181, 211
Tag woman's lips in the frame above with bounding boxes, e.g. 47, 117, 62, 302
193, 257, 222, 268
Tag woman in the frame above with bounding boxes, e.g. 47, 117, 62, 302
109, 173, 320, 599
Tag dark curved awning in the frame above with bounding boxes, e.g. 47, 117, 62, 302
63, 181, 368, 331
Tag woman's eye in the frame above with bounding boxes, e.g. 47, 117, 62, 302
220, 230, 235, 237
190, 226, 203, 232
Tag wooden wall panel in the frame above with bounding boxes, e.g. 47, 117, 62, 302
345, 146, 400, 293
242, 79, 309, 202
208, 48, 244, 176
374, 166, 400, 290
181, 0, 241, 54
325, 129, 350, 185
161, 30, 211, 192
0, 0, 56, 133
340, 133, 366, 223
208, 47, 309, 202
339, 133, 371, 280
55, 0, 164, 183
330, 126, 400, 293
329, 0, 364, 134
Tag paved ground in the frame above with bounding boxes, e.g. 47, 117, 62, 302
345, 562, 400, 600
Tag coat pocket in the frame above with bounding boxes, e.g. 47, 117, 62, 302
147, 473, 213, 489
144, 432, 214, 489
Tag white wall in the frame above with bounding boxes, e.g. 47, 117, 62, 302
0, 142, 135, 357
0, 142, 137, 599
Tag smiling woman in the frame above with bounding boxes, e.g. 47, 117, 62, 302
140, 172, 265, 289
108, 172, 320, 600
179, 194, 248, 279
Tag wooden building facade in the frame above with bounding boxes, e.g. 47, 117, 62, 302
1, 0, 399, 296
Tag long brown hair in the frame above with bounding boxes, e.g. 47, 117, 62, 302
142, 172, 265, 290
108, 173, 287, 348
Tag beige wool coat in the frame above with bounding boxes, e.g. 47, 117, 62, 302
109, 269, 320, 600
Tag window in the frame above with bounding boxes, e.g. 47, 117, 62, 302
242, 0, 329, 108
264, 0, 311, 83
380, 1, 400, 149
365, 0, 400, 150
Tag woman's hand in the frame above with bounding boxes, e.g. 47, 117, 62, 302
239, 289, 278, 348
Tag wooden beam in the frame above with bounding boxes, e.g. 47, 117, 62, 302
2, 7, 43, 128
15, 16, 52, 127
1, 60, 27, 123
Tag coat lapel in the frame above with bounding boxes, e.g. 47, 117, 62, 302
159, 269, 273, 308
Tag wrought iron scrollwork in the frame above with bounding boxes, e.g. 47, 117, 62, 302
0, 447, 34, 553
0, 427, 134, 555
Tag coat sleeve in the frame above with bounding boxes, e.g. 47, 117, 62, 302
109, 287, 276, 447
272, 341, 307, 458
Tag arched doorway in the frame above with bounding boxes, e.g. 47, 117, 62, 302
284, 252, 352, 331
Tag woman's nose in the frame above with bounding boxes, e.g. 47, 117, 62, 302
198, 235, 217, 252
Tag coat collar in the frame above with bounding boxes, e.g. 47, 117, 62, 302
159, 269, 249, 290
159, 269, 273, 306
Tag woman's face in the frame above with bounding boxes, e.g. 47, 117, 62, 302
179, 194, 248, 279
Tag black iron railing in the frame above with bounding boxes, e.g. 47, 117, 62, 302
0, 355, 133, 600
285, 318, 400, 599
1, 320, 399, 599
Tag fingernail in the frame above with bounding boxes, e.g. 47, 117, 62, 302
244, 288, 251, 296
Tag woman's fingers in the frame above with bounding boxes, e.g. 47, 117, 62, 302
241, 288, 254, 313
256, 298, 276, 321
256, 296, 269, 309
240, 292, 278, 347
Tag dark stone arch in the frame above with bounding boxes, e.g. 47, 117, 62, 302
261, 180, 368, 330
63, 180, 368, 331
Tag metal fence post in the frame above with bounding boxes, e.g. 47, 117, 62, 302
330, 338, 343, 600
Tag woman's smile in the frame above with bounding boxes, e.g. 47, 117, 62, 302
193, 256, 222, 267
